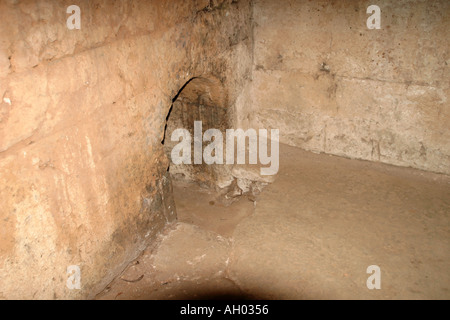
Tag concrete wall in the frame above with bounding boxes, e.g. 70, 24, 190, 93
0, 0, 252, 299
247, 0, 450, 174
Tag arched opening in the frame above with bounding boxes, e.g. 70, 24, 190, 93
161, 75, 273, 235
161, 76, 256, 236
163, 76, 233, 189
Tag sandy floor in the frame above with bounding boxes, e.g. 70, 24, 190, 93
96, 144, 450, 300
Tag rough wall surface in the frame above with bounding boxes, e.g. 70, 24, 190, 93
248, 0, 449, 174
0, 0, 252, 299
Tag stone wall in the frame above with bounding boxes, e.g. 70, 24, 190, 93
247, 0, 449, 174
0, 0, 252, 299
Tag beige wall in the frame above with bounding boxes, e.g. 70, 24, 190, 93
0, 0, 252, 299
247, 0, 450, 174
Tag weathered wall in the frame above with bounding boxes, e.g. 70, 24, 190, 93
0, 0, 252, 299
246, 0, 449, 174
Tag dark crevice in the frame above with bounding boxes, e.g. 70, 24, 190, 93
161, 77, 199, 145
172, 77, 199, 103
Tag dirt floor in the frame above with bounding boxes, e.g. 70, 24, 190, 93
96, 144, 450, 300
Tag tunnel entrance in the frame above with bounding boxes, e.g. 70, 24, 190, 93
162, 75, 275, 225
160, 77, 256, 237
163, 76, 234, 189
